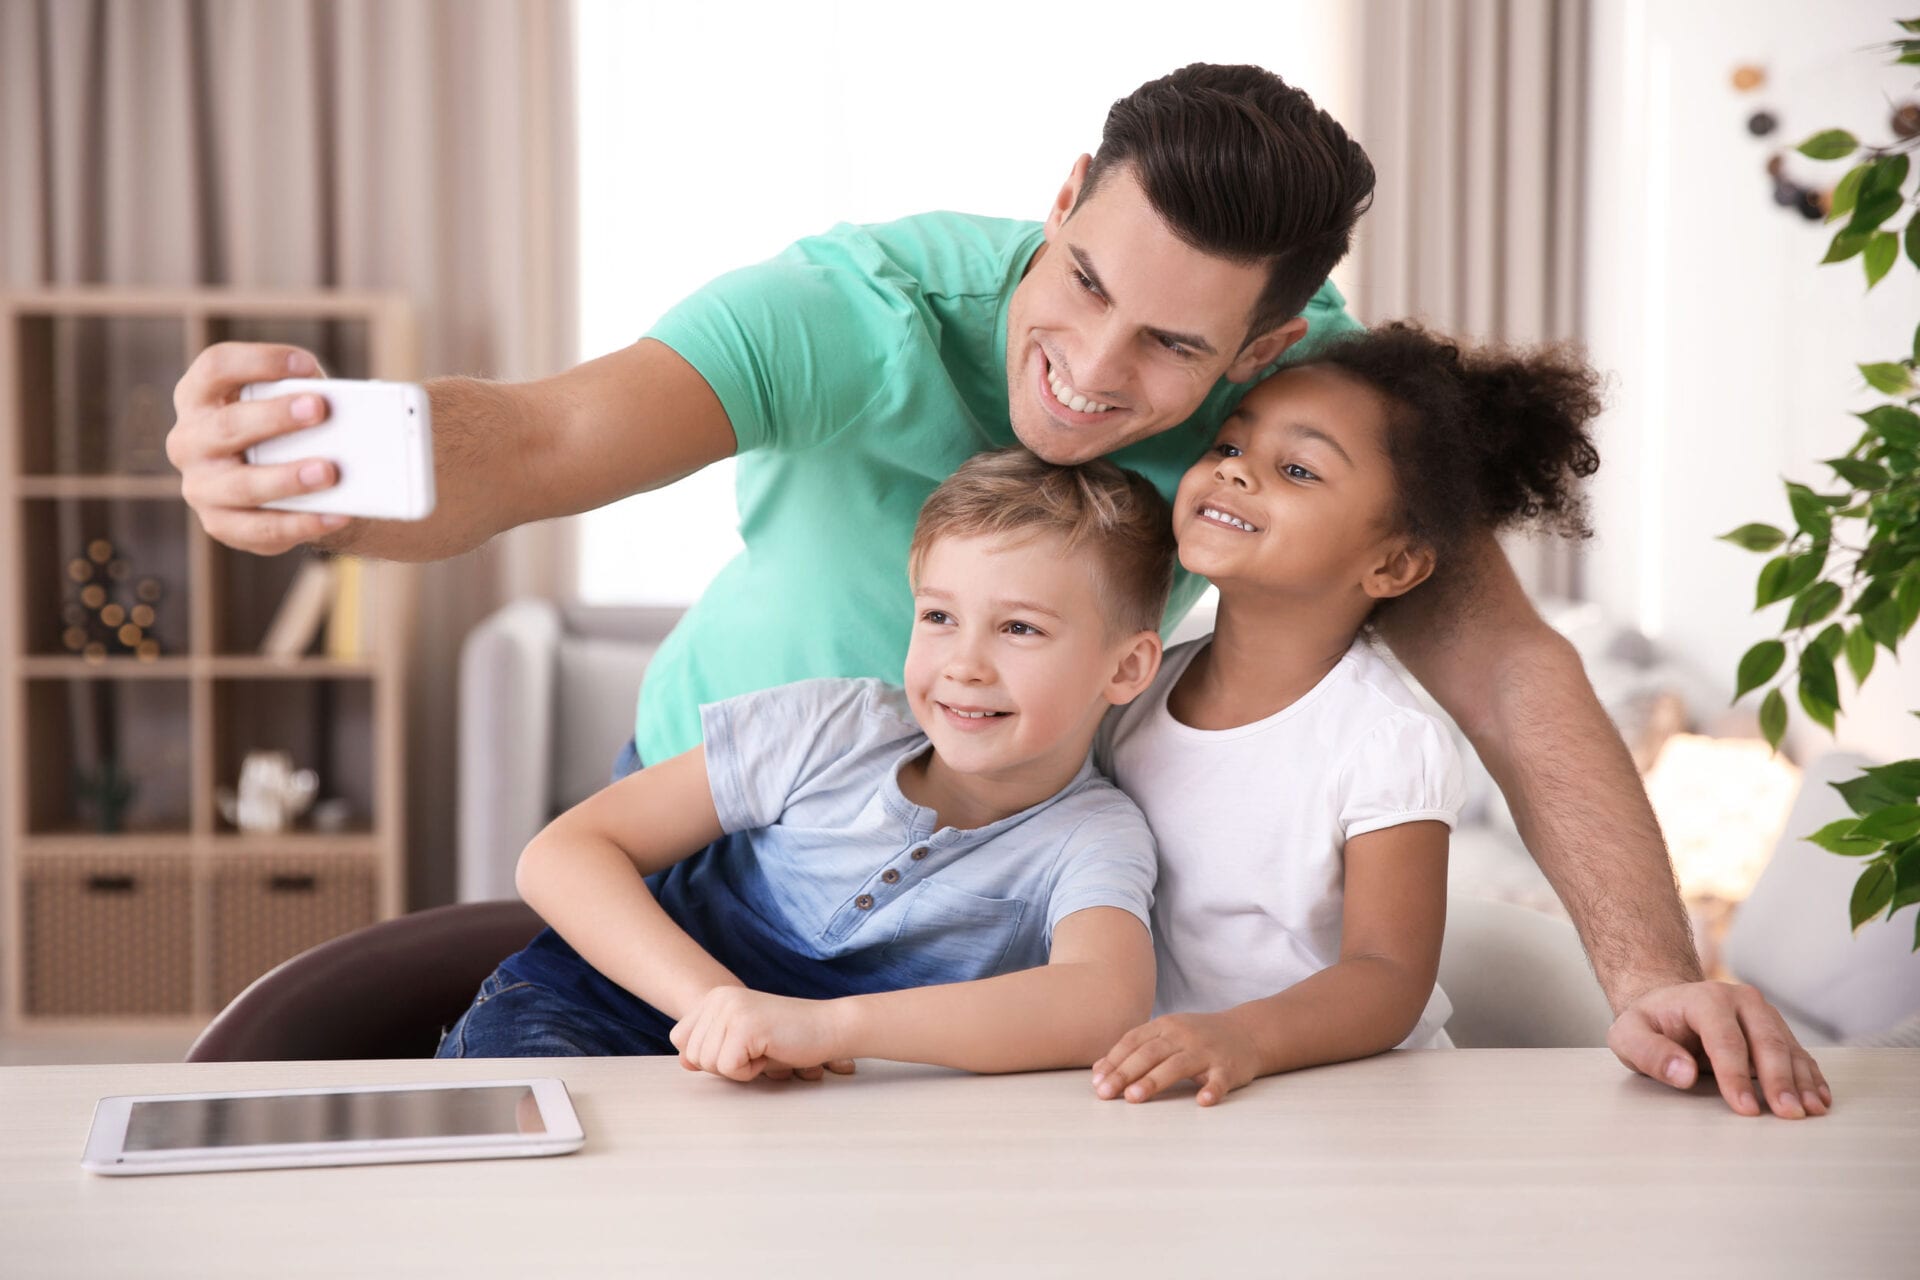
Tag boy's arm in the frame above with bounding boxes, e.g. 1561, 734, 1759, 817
1094, 821, 1447, 1104
671, 907, 1155, 1079
1373, 531, 1829, 1118
514, 746, 746, 1020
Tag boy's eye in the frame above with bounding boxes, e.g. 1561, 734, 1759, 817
920, 609, 952, 625
1283, 463, 1319, 482
1213, 443, 1243, 458
1005, 621, 1043, 637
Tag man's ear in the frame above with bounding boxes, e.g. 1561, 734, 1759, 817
1226, 317, 1310, 382
1362, 538, 1437, 601
1044, 154, 1095, 240
1104, 629, 1165, 706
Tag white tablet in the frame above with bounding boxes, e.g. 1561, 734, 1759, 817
81, 1079, 583, 1176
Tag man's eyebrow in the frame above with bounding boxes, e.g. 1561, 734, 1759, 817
914, 587, 1063, 618
1069, 246, 1219, 357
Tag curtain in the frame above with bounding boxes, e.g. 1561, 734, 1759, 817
1347, 0, 1590, 597
2, 0, 579, 907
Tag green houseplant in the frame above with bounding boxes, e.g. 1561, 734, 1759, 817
1722, 18, 1920, 949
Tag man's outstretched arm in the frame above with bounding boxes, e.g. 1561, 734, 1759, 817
1376, 531, 1830, 1119
169, 337, 736, 560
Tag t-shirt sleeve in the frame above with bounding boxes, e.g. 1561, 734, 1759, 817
1043, 797, 1160, 946
1336, 710, 1466, 840
644, 232, 912, 455
698, 678, 900, 834
1289, 276, 1366, 360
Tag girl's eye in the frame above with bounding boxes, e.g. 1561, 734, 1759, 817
1283, 463, 1319, 482
920, 609, 952, 625
1214, 443, 1242, 458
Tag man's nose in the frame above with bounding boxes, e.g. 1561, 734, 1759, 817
1071, 317, 1132, 397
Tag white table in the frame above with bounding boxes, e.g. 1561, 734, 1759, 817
4, 1049, 1915, 1278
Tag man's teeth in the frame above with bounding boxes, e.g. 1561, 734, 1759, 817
1202, 507, 1256, 532
1046, 357, 1114, 414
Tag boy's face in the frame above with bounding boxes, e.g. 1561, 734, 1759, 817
905, 531, 1140, 786
1002, 159, 1308, 466
1171, 366, 1415, 602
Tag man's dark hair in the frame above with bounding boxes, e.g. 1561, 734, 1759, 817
1078, 63, 1375, 348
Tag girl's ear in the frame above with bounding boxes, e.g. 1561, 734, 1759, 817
1363, 538, 1437, 601
1104, 629, 1165, 706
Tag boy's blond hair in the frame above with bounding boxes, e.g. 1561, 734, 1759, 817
908, 448, 1176, 635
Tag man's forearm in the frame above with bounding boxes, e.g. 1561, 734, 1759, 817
829, 963, 1152, 1074
1471, 631, 1701, 1010
315, 375, 539, 561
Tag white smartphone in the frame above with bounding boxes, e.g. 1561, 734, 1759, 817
81, 1078, 584, 1176
241, 377, 436, 521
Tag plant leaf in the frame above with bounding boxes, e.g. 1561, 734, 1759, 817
1866, 597, 1905, 650
1865, 230, 1900, 288
1825, 227, 1871, 263
1845, 623, 1877, 685
1734, 640, 1786, 700
1860, 361, 1916, 395
1797, 646, 1840, 730
1826, 455, 1891, 489
1813, 621, 1848, 661
1864, 760, 1920, 798
1893, 844, 1920, 912
1865, 153, 1911, 197
1848, 189, 1905, 237
1760, 687, 1788, 750
1858, 405, 1920, 448
1855, 805, 1920, 843
1798, 128, 1859, 160
1718, 522, 1788, 552
1850, 859, 1897, 929
1785, 581, 1845, 630
1806, 817, 1884, 856
1836, 771, 1915, 815
1829, 163, 1869, 222
1786, 483, 1834, 540
1909, 211, 1920, 271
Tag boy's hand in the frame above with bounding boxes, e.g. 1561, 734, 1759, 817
669, 987, 857, 1083
1092, 1012, 1261, 1106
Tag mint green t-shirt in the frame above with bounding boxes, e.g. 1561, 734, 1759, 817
637, 211, 1362, 764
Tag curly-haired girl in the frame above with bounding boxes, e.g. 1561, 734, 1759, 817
1090, 321, 1602, 1105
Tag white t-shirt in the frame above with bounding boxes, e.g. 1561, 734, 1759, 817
1096, 636, 1465, 1049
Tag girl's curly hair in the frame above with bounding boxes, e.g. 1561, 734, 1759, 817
1305, 322, 1603, 564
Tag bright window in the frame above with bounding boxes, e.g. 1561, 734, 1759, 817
574, 0, 1348, 603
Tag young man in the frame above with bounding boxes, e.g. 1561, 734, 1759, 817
442, 450, 1171, 1075
168, 63, 1826, 1117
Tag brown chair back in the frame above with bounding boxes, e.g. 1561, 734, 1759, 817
186, 900, 544, 1061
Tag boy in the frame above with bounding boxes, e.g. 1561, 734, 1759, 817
440, 448, 1174, 1079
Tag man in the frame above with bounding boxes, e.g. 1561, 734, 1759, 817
168, 64, 1827, 1117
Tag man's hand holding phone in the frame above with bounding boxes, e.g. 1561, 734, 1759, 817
168, 343, 436, 554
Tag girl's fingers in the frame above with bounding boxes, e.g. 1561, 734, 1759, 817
1122, 1052, 1204, 1104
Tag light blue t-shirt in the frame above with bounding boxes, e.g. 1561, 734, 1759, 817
648, 676, 1159, 997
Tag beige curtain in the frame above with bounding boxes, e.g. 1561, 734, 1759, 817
1347, 0, 1590, 597
2, 0, 579, 907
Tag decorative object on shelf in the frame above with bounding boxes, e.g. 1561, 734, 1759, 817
1720, 16, 1920, 951
71, 757, 137, 835
1731, 48, 1920, 224
309, 797, 355, 834
216, 750, 320, 834
259, 557, 336, 659
61, 538, 164, 661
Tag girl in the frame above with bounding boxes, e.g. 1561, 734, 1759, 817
1090, 322, 1602, 1106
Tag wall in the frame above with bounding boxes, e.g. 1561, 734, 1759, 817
1584, 0, 1920, 765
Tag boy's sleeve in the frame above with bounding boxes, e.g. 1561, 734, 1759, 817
698, 679, 896, 833
1042, 798, 1160, 948
644, 231, 912, 455
1336, 711, 1466, 841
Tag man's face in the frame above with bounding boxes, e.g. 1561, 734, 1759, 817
1004, 159, 1300, 465
903, 531, 1131, 789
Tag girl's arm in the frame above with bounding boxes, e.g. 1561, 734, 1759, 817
669, 907, 1156, 1079
1092, 820, 1449, 1104
514, 746, 745, 1020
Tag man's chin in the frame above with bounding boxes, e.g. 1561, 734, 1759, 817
1010, 414, 1123, 467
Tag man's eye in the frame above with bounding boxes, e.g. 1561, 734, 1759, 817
1070, 268, 1098, 295
1283, 463, 1319, 482
1157, 335, 1190, 357
1214, 443, 1242, 458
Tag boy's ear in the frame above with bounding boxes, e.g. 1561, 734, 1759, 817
1225, 317, 1310, 383
1362, 538, 1436, 601
1104, 629, 1164, 706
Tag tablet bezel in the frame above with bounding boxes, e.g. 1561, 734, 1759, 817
81, 1078, 584, 1176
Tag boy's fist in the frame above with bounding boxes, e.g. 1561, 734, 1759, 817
670, 987, 856, 1083
1092, 1011, 1260, 1106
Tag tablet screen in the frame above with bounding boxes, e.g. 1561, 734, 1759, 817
124, 1085, 544, 1151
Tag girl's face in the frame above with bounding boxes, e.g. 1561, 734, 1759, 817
1171, 365, 1428, 606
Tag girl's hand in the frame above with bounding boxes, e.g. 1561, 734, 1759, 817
1091, 1012, 1262, 1106
669, 987, 857, 1083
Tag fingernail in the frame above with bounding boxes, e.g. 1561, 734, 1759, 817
321, 514, 350, 528
1665, 1058, 1690, 1086
293, 395, 319, 421
1125, 1085, 1144, 1102
298, 461, 328, 487
1740, 1091, 1757, 1113
288, 351, 315, 375
1819, 1085, 1832, 1105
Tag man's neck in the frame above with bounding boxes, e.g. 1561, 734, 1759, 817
1170, 591, 1368, 730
